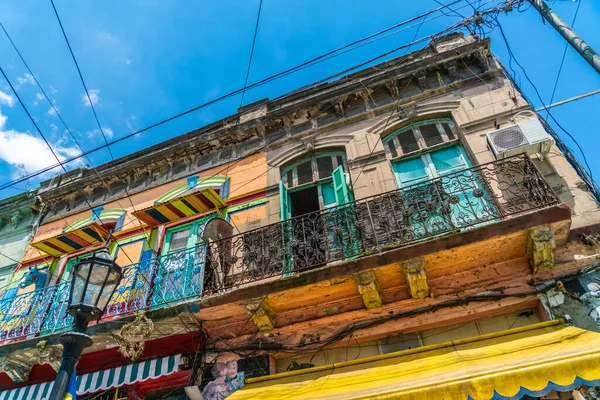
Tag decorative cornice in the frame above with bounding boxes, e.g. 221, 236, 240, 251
37, 34, 495, 219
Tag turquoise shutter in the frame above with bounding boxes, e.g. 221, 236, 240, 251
332, 165, 350, 205
279, 180, 289, 220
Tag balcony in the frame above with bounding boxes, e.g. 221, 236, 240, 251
203, 154, 559, 291
0, 246, 205, 341
0, 154, 559, 342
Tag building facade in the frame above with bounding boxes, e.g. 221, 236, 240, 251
1, 33, 600, 399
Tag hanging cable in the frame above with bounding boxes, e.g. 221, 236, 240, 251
0, 0, 469, 192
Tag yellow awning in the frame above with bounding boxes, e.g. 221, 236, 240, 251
228, 320, 600, 400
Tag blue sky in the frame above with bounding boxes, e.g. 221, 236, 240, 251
0, 0, 597, 199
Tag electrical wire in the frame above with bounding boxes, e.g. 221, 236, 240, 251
48, 0, 199, 332
0, 0, 468, 193
239, 0, 264, 108
545, 0, 581, 119
495, 18, 597, 189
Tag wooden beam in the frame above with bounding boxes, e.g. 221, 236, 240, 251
213, 294, 539, 352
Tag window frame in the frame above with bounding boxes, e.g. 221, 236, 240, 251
280, 152, 349, 218
281, 152, 347, 190
161, 213, 218, 255
383, 118, 458, 160
391, 143, 471, 189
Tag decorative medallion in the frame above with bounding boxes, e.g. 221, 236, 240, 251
113, 313, 154, 361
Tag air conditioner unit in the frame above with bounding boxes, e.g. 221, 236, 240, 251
486, 118, 554, 159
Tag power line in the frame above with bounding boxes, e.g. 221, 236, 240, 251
495, 17, 594, 180
239, 0, 264, 108
46, 1, 191, 322
0, 0, 467, 193
49, 0, 115, 160
0, 67, 196, 334
546, 0, 581, 119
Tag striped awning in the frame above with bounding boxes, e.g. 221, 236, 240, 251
30, 221, 110, 257
133, 187, 226, 227
0, 354, 181, 400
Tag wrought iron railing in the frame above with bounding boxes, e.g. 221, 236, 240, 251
0, 154, 557, 341
103, 244, 206, 317
0, 245, 206, 340
203, 154, 558, 291
0, 281, 71, 340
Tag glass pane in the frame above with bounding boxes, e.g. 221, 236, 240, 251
420, 124, 444, 147
336, 156, 344, 171
286, 169, 294, 187
317, 156, 334, 180
297, 160, 313, 186
393, 157, 428, 186
442, 122, 455, 140
169, 229, 190, 251
387, 140, 398, 158
430, 146, 468, 174
321, 182, 336, 206
397, 129, 420, 154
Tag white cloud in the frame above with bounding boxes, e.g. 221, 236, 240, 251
0, 91, 15, 107
86, 126, 113, 139
0, 110, 81, 175
33, 92, 44, 106
16, 73, 34, 87
49, 86, 58, 95
82, 89, 100, 107
48, 105, 59, 117
125, 59, 132, 65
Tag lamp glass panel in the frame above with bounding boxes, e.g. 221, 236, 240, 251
97, 268, 121, 310
71, 260, 92, 305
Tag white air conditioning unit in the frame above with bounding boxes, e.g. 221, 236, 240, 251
486, 118, 554, 159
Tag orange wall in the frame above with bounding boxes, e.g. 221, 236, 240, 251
21, 153, 268, 263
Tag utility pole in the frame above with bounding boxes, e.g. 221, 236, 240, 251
529, 0, 600, 74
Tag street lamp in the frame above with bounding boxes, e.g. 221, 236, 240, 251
49, 247, 122, 400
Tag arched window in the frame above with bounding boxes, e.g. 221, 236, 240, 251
279, 152, 352, 220
383, 119, 469, 188
384, 118, 457, 159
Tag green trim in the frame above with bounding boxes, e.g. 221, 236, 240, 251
65, 208, 126, 232
223, 197, 267, 217
383, 118, 455, 143
281, 151, 346, 177
110, 233, 148, 258
155, 176, 228, 204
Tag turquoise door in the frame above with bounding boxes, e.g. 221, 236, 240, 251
330, 165, 361, 258
154, 216, 211, 307
429, 146, 500, 227
392, 145, 498, 237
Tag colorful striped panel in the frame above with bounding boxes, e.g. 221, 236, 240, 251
133, 187, 226, 227
0, 354, 181, 400
30, 221, 110, 257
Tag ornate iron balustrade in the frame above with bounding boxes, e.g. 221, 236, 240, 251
0, 154, 557, 341
0, 281, 71, 341
103, 244, 206, 317
0, 245, 207, 341
203, 154, 558, 292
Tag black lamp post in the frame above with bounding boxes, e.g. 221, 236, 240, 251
49, 247, 122, 400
